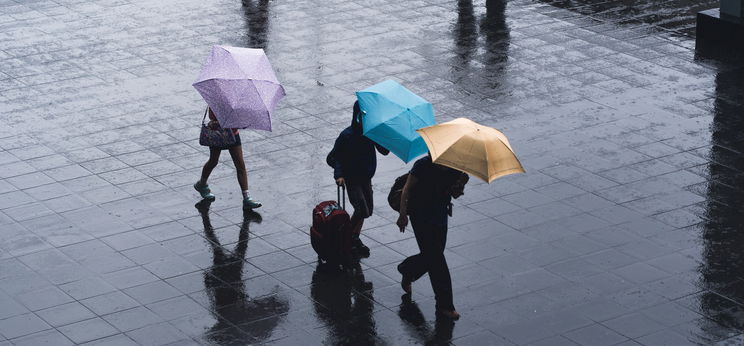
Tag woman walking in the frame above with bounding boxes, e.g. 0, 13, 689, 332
194, 107, 262, 209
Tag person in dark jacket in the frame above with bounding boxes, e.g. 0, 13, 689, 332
396, 155, 469, 320
328, 101, 389, 257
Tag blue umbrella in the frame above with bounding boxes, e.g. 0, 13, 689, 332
355, 80, 436, 163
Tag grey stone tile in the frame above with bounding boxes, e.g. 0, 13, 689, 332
102, 266, 160, 290
36, 301, 96, 328
562, 323, 628, 346
123, 281, 182, 306
59, 277, 118, 300
0, 313, 51, 339
101, 231, 156, 252
146, 295, 206, 322
9, 329, 74, 346
125, 322, 189, 346
46, 164, 93, 182
23, 182, 71, 201
639, 301, 701, 328
3, 202, 54, 222
102, 306, 165, 332
603, 312, 667, 338
613, 262, 672, 284
635, 328, 698, 346
7, 172, 54, 189
80, 291, 140, 316
78, 334, 138, 346
58, 317, 119, 344
43, 194, 93, 213
14, 285, 74, 311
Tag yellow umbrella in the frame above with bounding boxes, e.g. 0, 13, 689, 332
416, 118, 525, 183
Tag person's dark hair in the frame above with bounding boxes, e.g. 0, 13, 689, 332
458, 172, 469, 184
351, 101, 363, 132
451, 172, 468, 188
353, 101, 361, 119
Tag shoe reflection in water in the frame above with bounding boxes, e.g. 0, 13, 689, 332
398, 295, 455, 344
196, 200, 289, 344
311, 263, 379, 344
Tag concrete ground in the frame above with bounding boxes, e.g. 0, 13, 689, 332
0, 0, 743, 345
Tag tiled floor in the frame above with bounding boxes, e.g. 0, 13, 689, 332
1, 0, 743, 345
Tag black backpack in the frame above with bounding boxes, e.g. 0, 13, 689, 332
387, 173, 409, 213
326, 147, 336, 168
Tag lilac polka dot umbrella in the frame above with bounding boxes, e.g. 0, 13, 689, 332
193, 45, 285, 131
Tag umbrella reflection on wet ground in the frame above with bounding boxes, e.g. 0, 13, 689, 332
196, 201, 289, 344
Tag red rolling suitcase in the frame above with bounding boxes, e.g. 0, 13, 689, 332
310, 186, 353, 268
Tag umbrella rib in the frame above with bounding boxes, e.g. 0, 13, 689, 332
480, 129, 492, 181
491, 139, 526, 176
248, 79, 270, 113
408, 103, 433, 129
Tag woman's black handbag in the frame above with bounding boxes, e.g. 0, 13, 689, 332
199, 108, 239, 149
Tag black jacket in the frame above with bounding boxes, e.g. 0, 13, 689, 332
329, 109, 389, 180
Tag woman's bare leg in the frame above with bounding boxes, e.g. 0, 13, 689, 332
200, 147, 222, 185
228, 145, 248, 192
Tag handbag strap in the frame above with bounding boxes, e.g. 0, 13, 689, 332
202, 107, 208, 125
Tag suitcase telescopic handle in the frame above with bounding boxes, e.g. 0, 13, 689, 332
337, 185, 345, 210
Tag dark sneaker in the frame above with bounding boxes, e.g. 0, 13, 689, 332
436, 309, 460, 320
243, 197, 262, 209
397, 263, 412, 294
194, 182, 215, 200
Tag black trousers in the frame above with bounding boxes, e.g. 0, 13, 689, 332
398, 214, 454, 311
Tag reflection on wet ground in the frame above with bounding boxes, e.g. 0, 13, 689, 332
693, 64, 744, 345
197, 201, 288, 344
1, 0, 744, 344
241, 0, 270, 50
311, 263, 380, 344
538, 0, 718, 37
399, 295, 456, 344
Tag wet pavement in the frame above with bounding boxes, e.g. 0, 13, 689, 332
1, 0, 744, 345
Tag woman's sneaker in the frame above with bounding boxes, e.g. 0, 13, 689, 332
243, 197, 262, 209
193, 182, 215, 200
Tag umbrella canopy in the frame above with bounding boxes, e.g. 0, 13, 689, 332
193, 45, 285, 131
416, 118, 525, 183
356, 80, 435, 163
